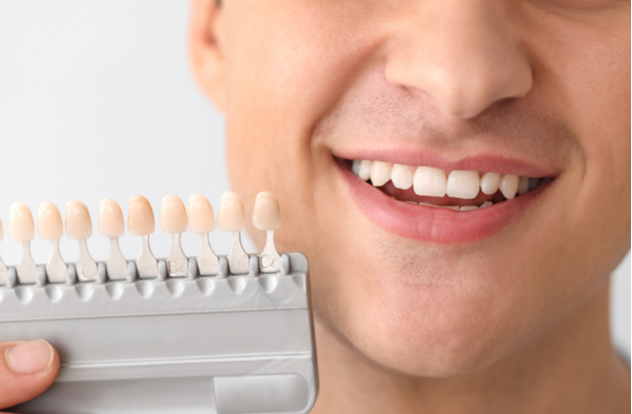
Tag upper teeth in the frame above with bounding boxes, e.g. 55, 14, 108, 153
351, 160, 539, 200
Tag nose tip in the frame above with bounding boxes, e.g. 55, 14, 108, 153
384, 3, 533, 119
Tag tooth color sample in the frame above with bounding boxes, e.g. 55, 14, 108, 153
217, 192, 245, 232
413, 166, 447, 197
65, 200, 93, 240
370, 161, 393, 187
391, 164, 413, 190
128, 195, 155, 236
160, 195, 188, 234
358, 160, 372, 181
252, 192, 281, 231
38, 202, 64, 240
447, 171, 480, 199
98, 199, 125, 238
500, 174, 520, 200
9, 203, 35, 242
480, 172, 501, 195
188, 194, 216, 234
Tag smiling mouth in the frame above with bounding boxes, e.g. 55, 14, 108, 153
337, 156, 556, 243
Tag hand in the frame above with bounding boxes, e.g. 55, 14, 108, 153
0, 340, 59, 411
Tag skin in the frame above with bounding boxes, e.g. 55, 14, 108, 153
1, 0, 629, 412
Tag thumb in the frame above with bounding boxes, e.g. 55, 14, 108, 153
0, 340, 59, 410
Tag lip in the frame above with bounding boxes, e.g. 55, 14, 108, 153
338, 160, 547, 244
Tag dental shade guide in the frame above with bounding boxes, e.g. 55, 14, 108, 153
0, 193, 317, 414
160, 195, 189, 277
66, 200, 98, 281
128, 195, 158, 278
188, 194, 219, 276
37, 202, 67, 283
253, 191, 282, 274
98, 198, 128, 280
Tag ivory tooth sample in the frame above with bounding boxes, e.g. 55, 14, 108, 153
217, 191, 249, 275
66, 200, 98, 281
252, 192, 281, 273
0, 219, 7, 285
160, 195, 188, 277
187, 194, 219, 276
37, 202, 67, 283
98, 199, 127, 280
128, 195, 158, 278
9, 203, 38, 283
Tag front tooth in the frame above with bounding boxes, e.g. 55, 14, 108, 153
38, 202, 67, 283
442, 205, 460, 210
413, 166, 447, 197
460, 205, 479, 211
446, 171, 480, 199
518, 176, 529, 195
499, 174, 519, 199
358, 160, 372, 181
370, 161, 392, 187
160, 195, 189, 277
66, 200, 98, 281
480, 172, 501, 195
391, 164, 413, 190
480, 201, 493, 208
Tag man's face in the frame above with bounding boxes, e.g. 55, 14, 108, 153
192, 0, 630, 376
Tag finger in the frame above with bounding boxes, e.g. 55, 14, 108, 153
0, 340, 59, 409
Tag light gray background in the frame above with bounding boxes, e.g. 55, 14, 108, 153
0, 2, 629, 358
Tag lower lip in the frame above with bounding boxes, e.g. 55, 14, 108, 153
340, 165, 542, 244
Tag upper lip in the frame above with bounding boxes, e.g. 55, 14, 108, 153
332, 147, 560, 178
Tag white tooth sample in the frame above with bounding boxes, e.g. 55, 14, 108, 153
460, 205, 479, 211
217, 191, 249, 274
518, 176, 529, 195
38, 202, 67, 283
253, 191, 281, 273
9, 202, 37, 284
446, 170, 480, 199
413, 166, 447, 197
66, 200, 98, 281
188, 194, 219, 276
391, 164, 413, 190
480, 172, 501, 195
98, 199, 127, 280
358, 160, 372, 181
480, 201, 493, 208
128, 195, 158, 278
370, 161, 393, 187
161, 195, 188, 277
529, 178, 540, 191
0, 219, 7, 285
499, 174, 519, 200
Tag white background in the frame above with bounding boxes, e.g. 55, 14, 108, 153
0, 1, 629, 358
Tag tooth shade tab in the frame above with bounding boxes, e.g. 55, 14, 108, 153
188, 194, 216, 234
391, 164, 413, 190
9, 202, 35, 242
480, 172, 501, 195
99, 199, 125, 238
480, 201, 493, 208
65, 200, 93, 240
38, 202, 64, 240
358, 160, 372, 181
160, 195, 188, 234
500, 174, 519, 200
446, 171, 480, 199
253, 192, 281, 231
370, 161, 392, 187
128, 195, 155, 236
217, 192, 245, 232
518, 176, 529, 195
413, 166, 447, 197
